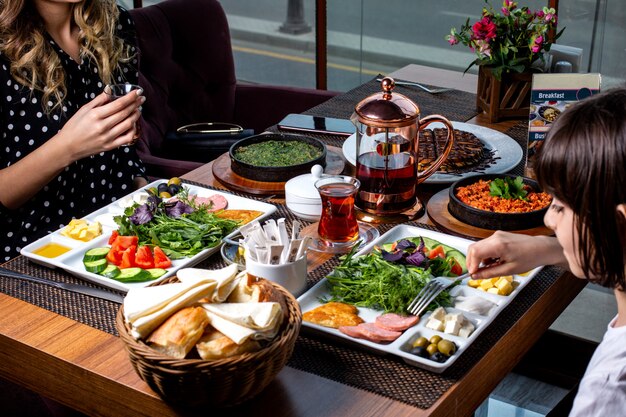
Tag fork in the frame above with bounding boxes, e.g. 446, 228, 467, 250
407, 271, 470, 317
375, 78, 453, 94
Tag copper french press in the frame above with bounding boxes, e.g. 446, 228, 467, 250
351, 77, 455, 215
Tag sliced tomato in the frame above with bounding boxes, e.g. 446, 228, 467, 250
106, 248, 122, 265
108, 230, 119, 245
119, 245, 137, 269
427, 245, 446, 259
110, 235, 139, 252
450, 260, 463, 276
135, 246, 154, 269
153, 246, 172, 269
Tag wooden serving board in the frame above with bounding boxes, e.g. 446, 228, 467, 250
213, 146, 346, 196
427, 188, 554, 240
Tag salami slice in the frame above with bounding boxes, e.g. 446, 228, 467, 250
339, 323, 401, 343
192, 194, 228, 212
357, 323, 402, 342
375, 313, 420, 332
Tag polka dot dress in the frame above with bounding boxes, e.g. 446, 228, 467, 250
0, 8, 146, 262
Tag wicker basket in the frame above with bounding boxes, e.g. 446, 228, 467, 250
116, 278, 302, 408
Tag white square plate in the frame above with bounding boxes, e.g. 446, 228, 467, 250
20, 180, 277, 292
297, 224, 541, 373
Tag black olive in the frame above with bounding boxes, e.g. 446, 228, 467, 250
168, 184, 180, 195
157, 183, 169, 193
409, 346, 429, 358
430, 352, 447, 363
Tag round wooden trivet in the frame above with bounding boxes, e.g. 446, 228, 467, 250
427, 188, 554, 240
212, 146, 346, 196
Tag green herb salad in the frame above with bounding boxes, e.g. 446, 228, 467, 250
324, 236, 467, 314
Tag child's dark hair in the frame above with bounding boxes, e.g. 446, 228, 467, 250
535, 87, 626, 289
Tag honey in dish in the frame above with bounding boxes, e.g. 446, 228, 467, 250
33, 242, 71, 258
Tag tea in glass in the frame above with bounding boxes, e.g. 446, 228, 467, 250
315, 176, 360, 243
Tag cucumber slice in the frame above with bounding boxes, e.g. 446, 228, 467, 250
446, 249, 468, 273
83, 258, 108, 274
83, 247, 110, 262
100, 265, 121, 278
115, 267, 152, 283
146, 268, 168, 279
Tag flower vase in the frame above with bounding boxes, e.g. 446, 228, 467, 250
476, 66, 533, 123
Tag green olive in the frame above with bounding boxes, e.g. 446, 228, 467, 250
437, 339, 457, 356
159, 191, 172, 199
168, 177, 182, 186
412, 336, 429, 348
426, 343, 439, 356
429, 335, 442, 345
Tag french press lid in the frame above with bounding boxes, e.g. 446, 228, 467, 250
352, 77, 420, 128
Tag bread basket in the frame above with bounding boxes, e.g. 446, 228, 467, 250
115, 277, 302, 408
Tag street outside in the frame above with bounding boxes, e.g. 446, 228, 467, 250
127, 0, 623, 92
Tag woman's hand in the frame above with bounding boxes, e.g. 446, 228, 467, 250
466, 231, 567, 279
0, 88, 145, 209
57, 88, 145, 160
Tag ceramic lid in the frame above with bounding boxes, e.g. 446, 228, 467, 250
284, 165, 324, 201
352, 77, 420, 128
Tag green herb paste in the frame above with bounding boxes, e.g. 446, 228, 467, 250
234, 140, 322, 167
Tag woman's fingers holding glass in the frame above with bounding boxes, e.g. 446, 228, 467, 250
105, 83, 143, 100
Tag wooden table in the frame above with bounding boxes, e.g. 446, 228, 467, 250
0, 70, 586, 417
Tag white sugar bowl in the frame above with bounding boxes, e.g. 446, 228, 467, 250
284, 165, 323, 221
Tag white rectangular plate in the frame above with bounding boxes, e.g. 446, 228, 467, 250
297, 224, 542, 373
20, 180, 277, 292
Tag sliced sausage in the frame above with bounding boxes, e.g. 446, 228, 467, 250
375, 313, 420, 332
357, 323, 402, 343
339, 323, 401, 343
192, 194, 228, 212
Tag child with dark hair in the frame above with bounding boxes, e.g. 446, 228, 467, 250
466, 87, 626, 416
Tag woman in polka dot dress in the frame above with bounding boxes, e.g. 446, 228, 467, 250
0, 0, 148, 262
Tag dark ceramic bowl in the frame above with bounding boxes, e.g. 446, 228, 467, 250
229, 133, 327, 182
448, 174, 550, 231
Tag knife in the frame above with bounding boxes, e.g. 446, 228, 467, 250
0, 267, 125, 304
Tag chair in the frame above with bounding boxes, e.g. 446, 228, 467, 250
130, 0, 338, 179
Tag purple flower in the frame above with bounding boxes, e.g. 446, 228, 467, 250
405, 250, 427, 267
165, 201, 194, 218
129, 204, 154, 225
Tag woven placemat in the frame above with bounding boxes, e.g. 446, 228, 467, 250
0, 203, 560, 410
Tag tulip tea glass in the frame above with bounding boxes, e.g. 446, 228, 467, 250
105, 83, 143, 146
105, 83, 143, 100
315, 176, 360, 245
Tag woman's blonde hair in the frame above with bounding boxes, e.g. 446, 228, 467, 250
0, 0, 133, 113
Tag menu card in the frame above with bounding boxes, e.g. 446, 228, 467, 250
526, 73, 602, 177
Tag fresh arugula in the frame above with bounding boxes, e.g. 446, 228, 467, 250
323, 240, 456, 314
489, 176, 528, 200
114, 189, 240, 259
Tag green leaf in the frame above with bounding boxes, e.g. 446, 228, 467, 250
489, 176, 528, 200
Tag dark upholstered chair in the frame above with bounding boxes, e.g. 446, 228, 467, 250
130, 0, 338, 179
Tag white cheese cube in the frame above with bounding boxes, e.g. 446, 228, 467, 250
425, 318, 445, 332
444, 320, 462, 335
458, 322, 476, 338
444, 312, 464, 325
430, 307, 446, 321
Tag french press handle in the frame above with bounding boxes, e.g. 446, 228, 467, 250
416, 115, 455, 184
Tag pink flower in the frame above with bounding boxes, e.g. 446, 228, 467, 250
475, 39, 492, 57
446, 35, 459, 45
472, 17, 497, 41
536, 10, 545, 18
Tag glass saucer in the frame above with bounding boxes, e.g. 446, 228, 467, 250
306, 222, 380, 254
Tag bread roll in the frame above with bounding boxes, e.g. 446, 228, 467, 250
196, 328, 261, 360
146, 306, 209, 359
227, 274, 288, 321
